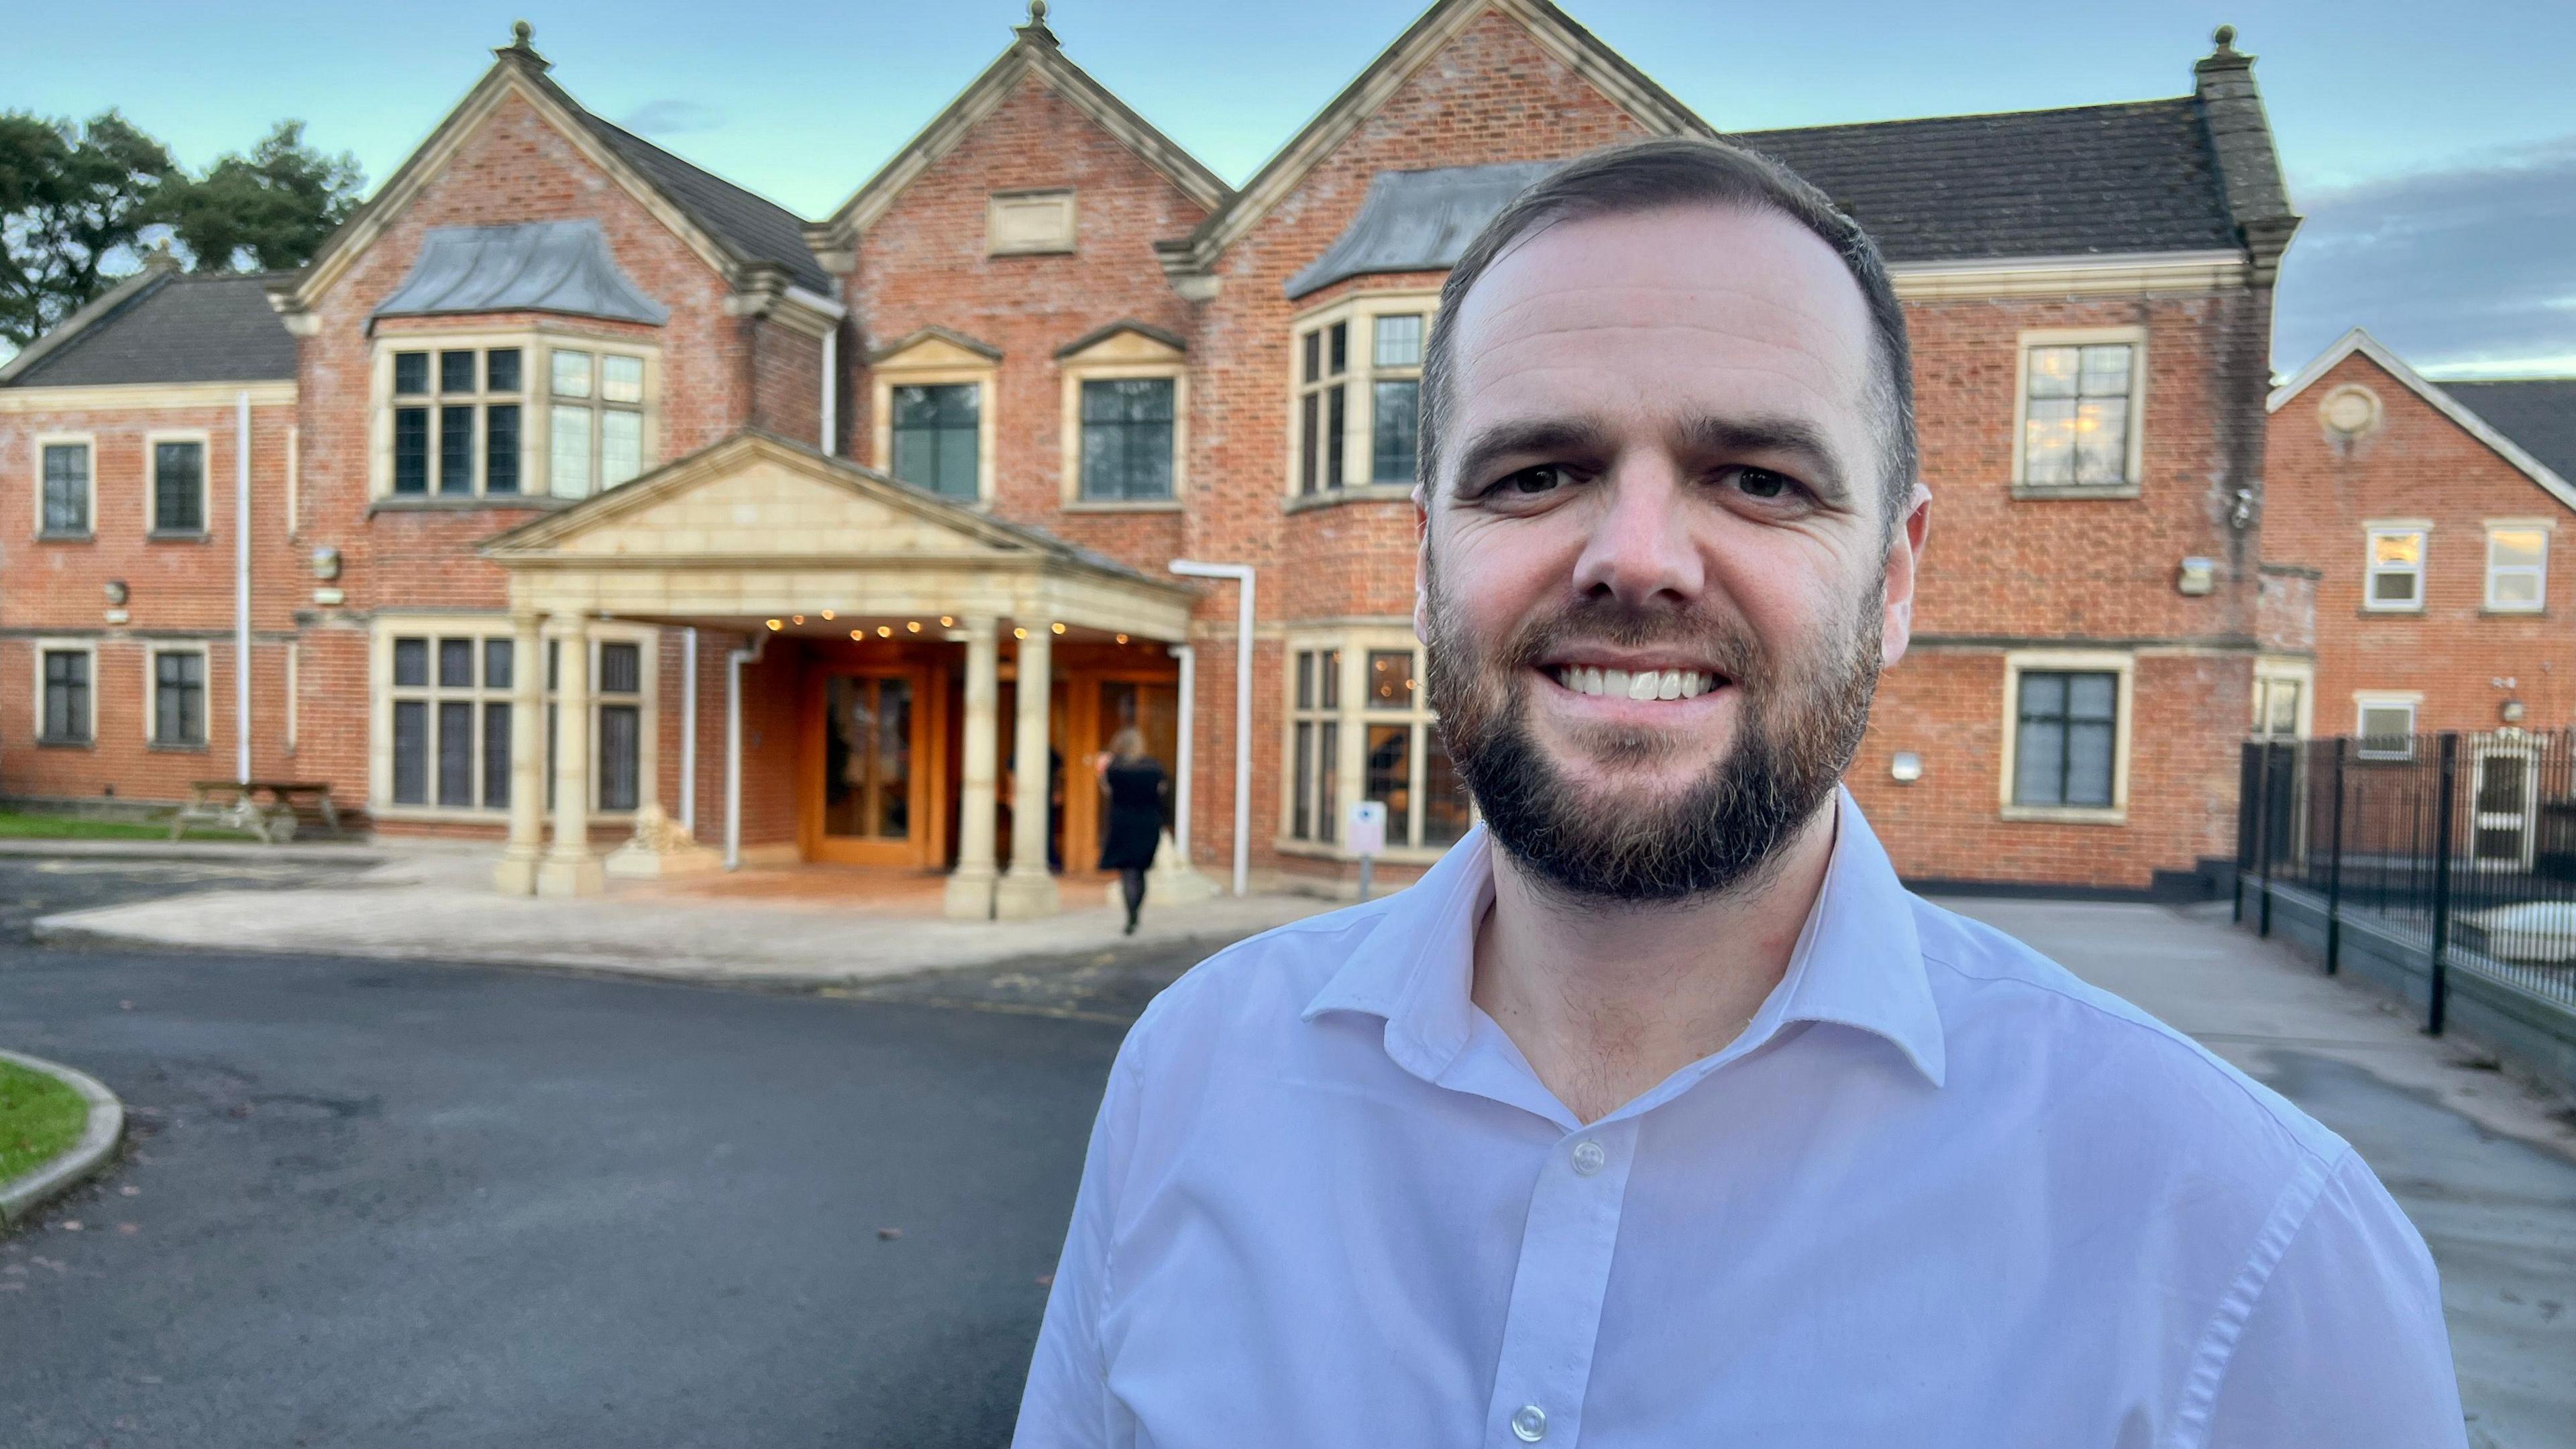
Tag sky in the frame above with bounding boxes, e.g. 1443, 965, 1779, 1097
14, 0, 2575, 378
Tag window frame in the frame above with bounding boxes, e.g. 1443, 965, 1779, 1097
1058, 329, 1187, 512
368, 614, 659, 824
144, 429, 211, 538
1286, 289, 1440, 506
2353, 693, 2422, 761
144, 641, 211, 749
544, 343, 654, 500
2363, 521, 2430, 613
2010, 326, 2148, 499
869, 337, 997, 508
32, 638, 97, 747
1996, 649, 2134, 824
2251, 656, 2314, 741
2482, 519, 2551, 613
1277, 627, 1474, 863
885, 380, 985, 504
33, 432, 95, 539
370, 327, 658, 505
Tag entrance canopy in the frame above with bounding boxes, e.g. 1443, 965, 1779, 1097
479, 429, 1199, 638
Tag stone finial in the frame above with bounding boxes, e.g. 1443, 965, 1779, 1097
1029, 0, 1047, 23
514, 19, 534, 46
1016, 0, 1058, 46
2212, 24, 2237, 52
496, 19, 549, 69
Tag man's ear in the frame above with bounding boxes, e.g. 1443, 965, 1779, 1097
1412, 486, 1434, 645
1880, 481, 1932, 669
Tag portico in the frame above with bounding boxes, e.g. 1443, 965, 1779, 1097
481, 431, 1199, 918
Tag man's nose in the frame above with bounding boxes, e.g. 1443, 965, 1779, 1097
1570, 458, 1704, 606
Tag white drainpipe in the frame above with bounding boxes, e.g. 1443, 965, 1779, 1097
820, 327, 839, 455
723, 628, 768, 870
1168, 561, 1254, 897
680, 627, 700, 834
234, 390, 252, 783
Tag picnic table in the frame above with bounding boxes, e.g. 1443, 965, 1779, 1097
171, 780, 343, 844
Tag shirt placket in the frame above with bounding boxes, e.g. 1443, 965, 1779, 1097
1482, 1115, 1640, 1448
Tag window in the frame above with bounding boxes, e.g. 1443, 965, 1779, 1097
890, 383, 981, 502
40, 441, 91, 536
2365, 527, 2426, 610
392, 345, 524, 497
38, 647, 91, 744
1285, 639, 1472, 853
379, 621, 653, 816
2012, 671, 2118, 808
1078, 378, 1176, 501
2356, 698, 2418, 761
547, 347, 647, 498
2485, 525, 2548, 611
1292, 295, 1440, 498
151, 439, 205, 533
2251, 673, 2305, 740
597, 641, 641, 812
150, 648, 207, 747
2015, 330, 2145, 492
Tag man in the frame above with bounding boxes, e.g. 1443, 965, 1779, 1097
1014, 138, 2463, 1446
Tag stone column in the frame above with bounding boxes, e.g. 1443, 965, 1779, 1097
492, 609, 547, 894
943, 616, 1001, 920
537, 612, 604, 897
996, 621, 1059, 918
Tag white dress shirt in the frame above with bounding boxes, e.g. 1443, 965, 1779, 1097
1014, 790, 2463, 1448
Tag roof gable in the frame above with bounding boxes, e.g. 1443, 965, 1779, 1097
2271, 329, 2576, 516
818, 17, 1230, 250
1159, 0, 1709, 281
0, 264, 294, 388
2439, 380, 2576, 484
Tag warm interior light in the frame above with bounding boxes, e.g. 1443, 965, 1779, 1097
906, 621, 920, 633
1050, 622, 1066, 635
820, 610, 835, 620
939, 615, 955, 627
765, 619, 782, 631
1115, 633, 1129, 644
876, 625, 892, 637
850, 630, 863, 641
791, 614, 806, 625
1013, 627, 1028, 639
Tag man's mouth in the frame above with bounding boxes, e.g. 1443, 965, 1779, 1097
1542, 663, 1725, 702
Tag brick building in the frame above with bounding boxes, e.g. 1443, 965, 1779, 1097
0, 1, 2301, 905
2258, 329, 2576, 861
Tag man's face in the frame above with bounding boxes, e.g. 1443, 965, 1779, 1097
1417, 202, 1928, 902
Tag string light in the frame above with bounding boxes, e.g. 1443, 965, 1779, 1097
820, 609, 835, 620
849, 630, 863, 641
1115, 633, 1128, 644
876, 625, 892, 638
790, 614, 805, 625
939, 615, 955, 627
906, 621, 920, 633
765, 619, 782, 631
1050, 622, 1066, 635
1013, 627, 1028, 640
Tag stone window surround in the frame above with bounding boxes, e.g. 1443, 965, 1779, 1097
33, 637, 97, 747
2251, 655, 2315, 739
987, 187, 1077, 257
1275, 622, 1470, 866
1058, 330, 1187, 513
368, 325, 661, 507
2362, 519, 2430, 614
145, 640, 211, 750
871, 342, 998, 508
1285, 287, 1440, 508
1996, 647, 2135, 825
32, 431, 95, 539
2482, 517, 2554, 614
2009, 325, 2149, 500
367, 611, 659, 825
144, 428, 211, 538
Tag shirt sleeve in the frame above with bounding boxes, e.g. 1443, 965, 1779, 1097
1011, 1024, 1147, 1448
2196, 1148, 2467, 1449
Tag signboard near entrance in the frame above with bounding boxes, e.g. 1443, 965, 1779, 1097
1348, 800, 1387, 901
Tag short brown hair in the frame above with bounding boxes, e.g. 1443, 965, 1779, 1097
1417, 136, 1917, 522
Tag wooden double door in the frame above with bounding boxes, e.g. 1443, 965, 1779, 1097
800, 658, 947, 869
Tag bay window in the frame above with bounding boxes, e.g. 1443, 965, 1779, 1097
1290, 294, 1436, 498
378, 619, 655, 818
1284, 636, 1473, 855
376, 332, 655, 502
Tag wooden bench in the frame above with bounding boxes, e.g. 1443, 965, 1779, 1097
170, 780, 343, 844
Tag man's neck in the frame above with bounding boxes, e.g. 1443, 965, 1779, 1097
1470, 800, 1841, 1125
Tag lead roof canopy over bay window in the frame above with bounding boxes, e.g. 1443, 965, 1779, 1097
369, 220, 667, 504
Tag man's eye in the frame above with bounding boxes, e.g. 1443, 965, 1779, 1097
1499, 464, 1574, 496
1727, 467, 1796, 500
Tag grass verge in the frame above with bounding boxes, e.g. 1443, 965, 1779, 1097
0, 809, 250, 842
0, 1059, 89, 1188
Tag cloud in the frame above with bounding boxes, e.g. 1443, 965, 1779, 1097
2273, 135, 2576, 378
619, 99, 724, 138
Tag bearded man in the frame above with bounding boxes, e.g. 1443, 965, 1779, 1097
1014, 138, 2463, 1448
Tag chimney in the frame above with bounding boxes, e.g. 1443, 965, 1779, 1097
2195, 25, 2300, 286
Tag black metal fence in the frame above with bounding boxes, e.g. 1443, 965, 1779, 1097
2237, 731, 2576, 1033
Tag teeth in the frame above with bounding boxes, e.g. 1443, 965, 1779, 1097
1550, 667, 1718, 700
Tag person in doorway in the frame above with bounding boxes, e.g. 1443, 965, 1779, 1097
1015, 137, 2462, 1446
1095, 728, 1167, 936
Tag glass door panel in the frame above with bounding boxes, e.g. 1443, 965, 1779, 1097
824, 675, 913, 841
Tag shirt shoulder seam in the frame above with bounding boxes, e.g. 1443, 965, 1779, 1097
2165, 1144, 2353, 1448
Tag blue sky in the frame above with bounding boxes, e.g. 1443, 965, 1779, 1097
17, 0, 2575, 377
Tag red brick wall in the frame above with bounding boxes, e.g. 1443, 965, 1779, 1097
2263, 351, 2576, 734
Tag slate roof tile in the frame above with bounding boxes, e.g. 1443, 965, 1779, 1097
3, 271, 294, 388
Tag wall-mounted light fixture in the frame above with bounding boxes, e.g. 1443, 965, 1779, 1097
103, 580, 129, 606
311, 545, 341, 580
1890, 751, 1923, 784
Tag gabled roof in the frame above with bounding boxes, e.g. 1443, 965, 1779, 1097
276, 27, 827, 320
816, 14, 1230, 250
2438, 381, 2576, 484
0, 264, 294, 388
2271, 329, 2576, 516
1738, 99, 2239, 263
868, 324, 1004, 364
1054, 319, 1185, 358
1159, 0, 1713, 282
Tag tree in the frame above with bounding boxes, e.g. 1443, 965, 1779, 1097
0, 111, 175, 349
162, 121, 364, 274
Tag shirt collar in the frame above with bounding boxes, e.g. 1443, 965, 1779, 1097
1301, 788, 1947, 1092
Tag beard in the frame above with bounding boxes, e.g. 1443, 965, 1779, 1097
1423, 553, 1884, 906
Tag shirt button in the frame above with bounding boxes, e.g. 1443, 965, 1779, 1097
1570, 1139, 1607, 1177
1511, 1404, 1548, 1442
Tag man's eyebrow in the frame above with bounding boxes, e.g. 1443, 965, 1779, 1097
1447, 417, 1618, 496
1677, 413, 1853, 502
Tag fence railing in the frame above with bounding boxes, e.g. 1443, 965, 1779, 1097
2237, 730, 2576, 1034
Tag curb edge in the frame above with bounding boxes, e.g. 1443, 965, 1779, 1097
0, 1047, 125, 1229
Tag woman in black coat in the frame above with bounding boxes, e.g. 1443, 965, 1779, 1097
1095, 727, 1169, 935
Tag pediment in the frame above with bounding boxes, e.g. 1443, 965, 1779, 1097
872, 329, 1002, 371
